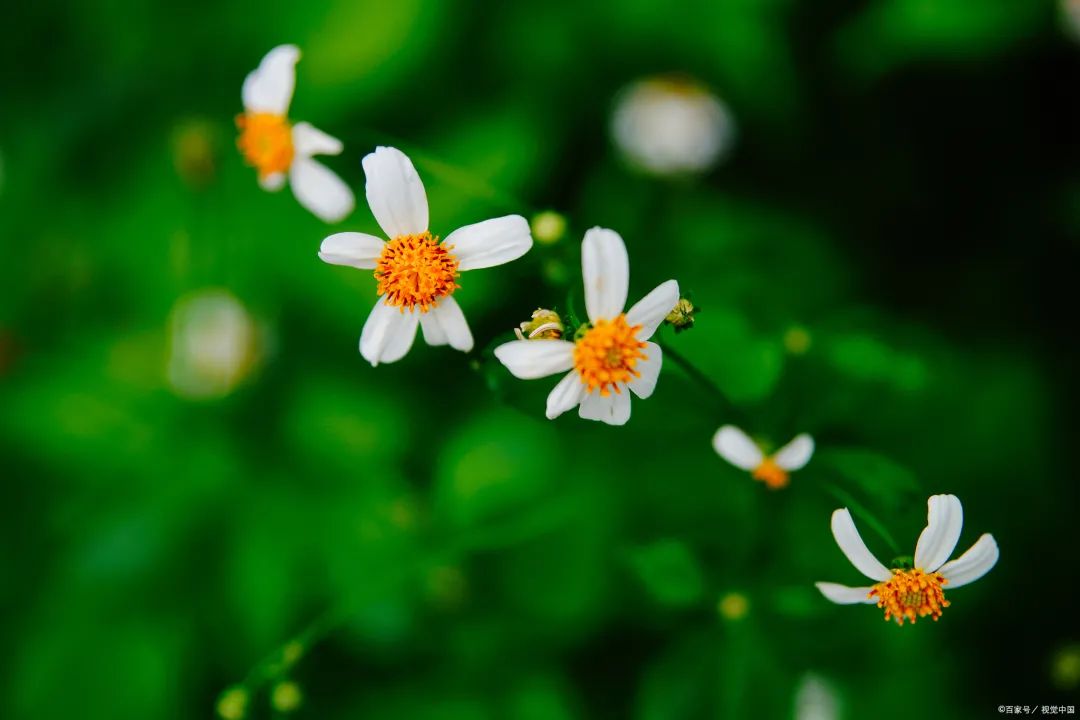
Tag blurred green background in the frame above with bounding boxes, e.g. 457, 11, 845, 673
2, 1, 1079, 718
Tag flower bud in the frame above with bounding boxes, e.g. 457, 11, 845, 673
531, 211, 567, 245
514, 309, 564, 341
664, 298, 697, 332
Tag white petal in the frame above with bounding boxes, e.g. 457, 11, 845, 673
426, 296, 472, 352
628, 342, 662, 399
242, 44, 299, 115
319, 232, 384, 269
830, 508, 892, 582
259, 172, 287, 192
814, 582, 876, 605
362, 146, 428, 238
772, 434, 815, 471
937, 533, 998, 589
292, 122, 343, 157
290, 158, 355, 224
420, 313, 448, 346
581, 227, 629, 322
546, 371, 585, 419
445, 215, 533, 271
578, 388, 632, 425
493, 340, 575, 379
625, 279, 679, 341
914, 494, 964, 573
359, 297, 419, 366
711, 425, 763, 471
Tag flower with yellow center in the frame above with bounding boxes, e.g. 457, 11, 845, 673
712, 425, 814, 490
237, 45, 354, 223
493, 228, 679, 425
319, 147, 533, 366
816, 494, 999, 625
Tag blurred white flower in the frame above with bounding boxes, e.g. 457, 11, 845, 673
816, 494, 999, 625
319, 146, 533, 366
494, 228, 679, 426
237, 45, 354, 223
712, 425, 813, 489
1062, 0, 1080, 42
611, 76, 735, 176
167, 289, 261, 400
794, 673, 841, 720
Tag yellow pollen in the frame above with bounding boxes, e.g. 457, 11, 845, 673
869, 568, 949, 625
751, 458, 789, 489
236, 112, 294, 179
573, 315, 647, 396
375, 232, 460, 312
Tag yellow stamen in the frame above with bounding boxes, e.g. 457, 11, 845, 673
236, 112, 294, 179
573, 315, 647, 396
752, 458, 789, 489
375, 232, 459, 313
870, 568, 949, 625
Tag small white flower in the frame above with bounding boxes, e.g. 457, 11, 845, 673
712, 425, 814, 489
493, 228, 679, 426
611, 76, 735, 176
816, 493, 999, 625
320, 146, 533, 366
167, 289, 262, 400
237, 45, 355, 223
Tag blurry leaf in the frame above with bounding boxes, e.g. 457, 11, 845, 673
506, 674, 579, 720
825, 332, 928, 392
635, 632, 715, 720
818, 447, 921, 508
627, 539, 705, 608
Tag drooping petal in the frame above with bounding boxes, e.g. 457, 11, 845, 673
259, 172, 287, 192
578, 387, 631, 425
290, 157, 355, 223
625, 279, 679, 341
914, 494, 964, 573
711, 425, 764, 471
493, 340, 575, 379
546, 371, 585, 419
582, 227, 629, 322
420, 312, 447, 346
445, 215, 532, 271
937, 533, 998, 589
242, 44, 300, 115
830, 508, 892, 582
292, 122, 343, 157
359, 297, 419, 367
319, 232, 385, 269
628, 342, 662, 399
426, 296, 473, 352
814, 582, 876, 605
362, 146, 428, 238
772, 434, 815, 471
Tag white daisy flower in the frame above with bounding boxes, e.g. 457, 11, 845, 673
493, 228, 679, 426
237, 45, 355, 223
712, 425, 814, 490
816, 493, 999, 625
319, 146, 533, 366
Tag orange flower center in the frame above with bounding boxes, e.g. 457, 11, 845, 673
573, 315, 647, 396
236, 112, 294, 179
375, 232, 460, 312
752, 458, 789, 489
869, 568, 949, 625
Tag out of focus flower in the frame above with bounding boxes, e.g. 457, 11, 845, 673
271, 681, 303, 713
237, 45, 354, 222
494, 228, 679, 426
1062, 0, 1080, 42
216, 687, 248, 720
1051, 644, 1080, 690
167, 289, 261, 400
531, 210, 567, 245
611, 76, 735, 176
712, 425, 814, 489
717, 591, 750, 621
319, 146, 532, 366
816, 494, 999, 625
784, 325, 812, 355
514, 308, 564, 340
172, 118, 219, 189
793, 673, 841, 720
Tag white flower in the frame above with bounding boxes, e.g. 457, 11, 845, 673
611, 76, 735, 176
816, 494, 999, 625
319, 146, 533, 366
712, 425, 814, 489
493, 228, 679, 426
167, 289, 262, 400
237, 45, 355, 223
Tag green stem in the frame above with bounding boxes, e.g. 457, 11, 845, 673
656, 338, 734, 417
